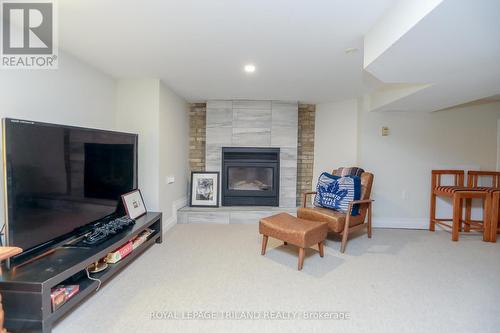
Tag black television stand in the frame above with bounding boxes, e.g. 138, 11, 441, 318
0, 212, 162, 333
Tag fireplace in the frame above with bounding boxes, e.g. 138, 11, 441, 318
222, 147, 280, 206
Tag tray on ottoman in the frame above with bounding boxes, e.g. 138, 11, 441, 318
259, 212, 328, 270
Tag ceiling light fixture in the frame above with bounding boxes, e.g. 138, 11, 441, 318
244, 64, 256, 73
344, 48, 358, 54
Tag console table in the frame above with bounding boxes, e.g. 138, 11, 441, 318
0, 212, 162, 333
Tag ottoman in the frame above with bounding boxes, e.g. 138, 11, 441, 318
259, 212, 328, 270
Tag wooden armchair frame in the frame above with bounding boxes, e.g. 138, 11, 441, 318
302, 192, 373, 253
0, 247, 22, 333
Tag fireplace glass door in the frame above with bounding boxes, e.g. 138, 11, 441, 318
221, 147, 280, 206
227, 167, 273, 192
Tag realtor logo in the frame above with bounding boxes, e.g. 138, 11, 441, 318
1, 0, 58, 69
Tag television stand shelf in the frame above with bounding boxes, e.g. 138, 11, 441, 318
0, 212, 162, 333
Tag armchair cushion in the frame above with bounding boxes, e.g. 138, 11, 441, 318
314, 172, 362, 215
297, 207, 365, 233
336, 167, 365, 177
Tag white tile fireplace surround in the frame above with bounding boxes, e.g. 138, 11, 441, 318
205, 100, 298, 208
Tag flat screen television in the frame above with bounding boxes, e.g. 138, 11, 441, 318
2, 118, 138, 261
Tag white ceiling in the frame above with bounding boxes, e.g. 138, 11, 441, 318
364, 0, 500, 112
58, 0, 396, 103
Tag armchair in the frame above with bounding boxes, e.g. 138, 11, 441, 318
0, 246, 22, 333
297, 171, 374, 253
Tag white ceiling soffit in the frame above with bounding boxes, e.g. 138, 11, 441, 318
363, 0, 500, 112
437, 93, 500, 111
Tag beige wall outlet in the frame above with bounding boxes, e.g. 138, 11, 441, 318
381, 126, 389, 136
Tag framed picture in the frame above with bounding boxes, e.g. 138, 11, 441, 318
190, 172, 219, 207
121, 189, 147, 219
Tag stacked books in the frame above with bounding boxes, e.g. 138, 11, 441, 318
51, 285, 80, 311
132, 228, 154, 250
105, 241, 133, 264
105, 228, 155, 264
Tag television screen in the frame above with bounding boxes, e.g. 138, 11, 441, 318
2, 118, 138, 256
84, 143, 135, 200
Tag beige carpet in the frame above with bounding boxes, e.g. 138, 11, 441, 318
53, 224, 500, 333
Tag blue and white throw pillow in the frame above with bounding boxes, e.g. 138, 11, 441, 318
314, 172, 362, 215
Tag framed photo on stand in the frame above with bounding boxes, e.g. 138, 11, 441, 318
121, 189, 147, 219
190, 172, 219, 207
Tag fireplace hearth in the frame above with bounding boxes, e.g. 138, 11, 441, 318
222, 147, 280, 206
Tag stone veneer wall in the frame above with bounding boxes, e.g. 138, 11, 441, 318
296, 104, 316, 206
205, 100, 298, 208
188, 103, 206, 172
188, 101, 316, 207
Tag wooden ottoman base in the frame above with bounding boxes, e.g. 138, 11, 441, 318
259, 213, 328, 270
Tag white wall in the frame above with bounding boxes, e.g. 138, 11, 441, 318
357, 99, 500, 228
115, 79, 189, 225
313, 100, 358, 183
159, 82, 189, 222
115, 79, 161, 211
0, 51, 116, 128
0, 50, 116, 229
497, 118, 500, 171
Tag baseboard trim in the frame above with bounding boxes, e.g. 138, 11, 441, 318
173, 203, 429, 230
163, 216, 177, 232
172, 196, 188, 216
162, 196, 188, 237
373, 217, 428, 230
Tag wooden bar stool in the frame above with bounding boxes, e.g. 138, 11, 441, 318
466, 170, 500, 188
429, 170, 465, 232
430, 170, 491, 241
449, 191, 491, 241
490, 191, 500, 243
464, 171, 500, 239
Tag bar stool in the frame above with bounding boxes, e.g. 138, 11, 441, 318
429, 170, 491, 241
490, 191, 500, 242
451, 191, 491, 241
429, 170, 465, 232
464, 171, 500, 239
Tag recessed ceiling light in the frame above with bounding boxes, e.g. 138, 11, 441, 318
244, 64, 256, 73
344, 48, 358, 54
